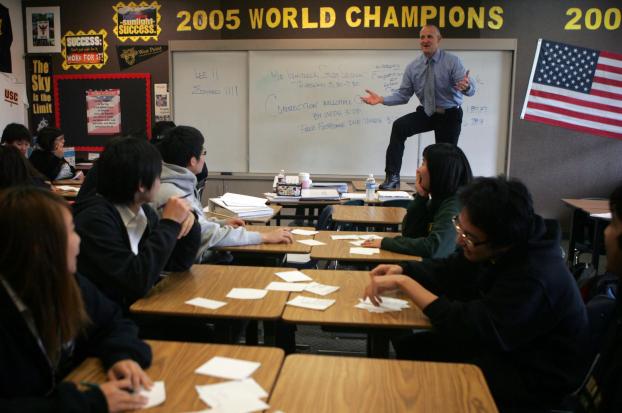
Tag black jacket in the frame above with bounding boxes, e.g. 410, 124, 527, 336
402, 216, 590, 405
0, 274, 152, 413
29, 149, 75, 181
73, 194, 200, 308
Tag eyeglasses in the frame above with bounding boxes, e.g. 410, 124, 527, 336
452, 215, 488, 248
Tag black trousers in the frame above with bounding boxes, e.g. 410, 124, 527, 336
385, 105, 463, 174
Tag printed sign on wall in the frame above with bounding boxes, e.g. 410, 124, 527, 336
61, 29, 108, 70
113, 1, 161, 42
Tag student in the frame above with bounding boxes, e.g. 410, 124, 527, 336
29, 127, 78, 181
364, 176, 589, 410
155, 125, 293, 262
362, 143, 472, 258
0, 186, 152, 412
576, 184, 622, 413
1, 122, 32, 157
73, 136, 201, 309
0, 146, 48, 190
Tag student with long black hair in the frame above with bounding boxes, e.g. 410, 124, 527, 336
0, 187, 152, 412
362, 143, 472, 258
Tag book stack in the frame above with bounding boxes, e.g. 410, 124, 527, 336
311, 182, 349, 193
300, 188, 340, 200
376, 190, 413, 202
208, 193, 274, 218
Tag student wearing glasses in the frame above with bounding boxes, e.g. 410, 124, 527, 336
364, 176, 589, 411
361, 143, 471, 258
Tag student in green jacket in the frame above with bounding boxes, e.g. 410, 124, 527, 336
362, 143, 472, 258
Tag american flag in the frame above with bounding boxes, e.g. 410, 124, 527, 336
521, 39, 622, 140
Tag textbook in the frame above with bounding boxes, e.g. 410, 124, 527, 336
311, 182, 348, 193
208, 195, 273, 218
300, 188, 340, 200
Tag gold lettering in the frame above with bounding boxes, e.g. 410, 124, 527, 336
346, 6, 362, 27
248, 8, 264, 29
449, 6, 465, 27
467, 7, 485, 29
488, 6, 504, 30
421, 6, 437, 26
283, 7, 298, 28
383, 6, 399, 28
401, 6, 417, 27
364, 6, 382, 28
301, 8, 317, 29
265, 8, 281, 29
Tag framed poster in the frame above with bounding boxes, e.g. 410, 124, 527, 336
26, 6, 61, 53
53, 73, 151, 152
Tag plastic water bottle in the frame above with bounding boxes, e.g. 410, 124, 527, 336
277, 169, 285, 183
365, 174, 376, 201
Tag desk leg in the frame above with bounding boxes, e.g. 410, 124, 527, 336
592, 220, 604, 270
367, 331, 390, 358
567, 209, 581, 266
245, 320, 258, 345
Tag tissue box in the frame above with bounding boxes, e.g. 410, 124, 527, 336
276, 182, 302, 196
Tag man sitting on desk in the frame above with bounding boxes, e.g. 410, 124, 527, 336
364, 176, 589, 410
155, 125, 293, 263
361, 25, 475, 190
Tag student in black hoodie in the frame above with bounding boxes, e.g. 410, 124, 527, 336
576, 184, 622, 413
29, 127, 78, 181
73, 136, 200, 309
0, 187, 152, 413
364, 176, 589, 411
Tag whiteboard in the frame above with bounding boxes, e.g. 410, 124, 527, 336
170, 40, 514, 177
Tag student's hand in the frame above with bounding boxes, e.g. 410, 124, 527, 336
364, 275, 406, 306
360, 89, 384, 105
362, 238, 382, 248
261, 228, 294, 244
177, 212, 195, 239
454, 70, 470, 92
226, 218, 246, 228
370, 264, 403, 277
107, 359, 153, 392
53, 141, 64, 158
161, 196, 191, 224
99, 378, 148, 413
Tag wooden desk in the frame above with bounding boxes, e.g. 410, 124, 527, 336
352, 179, 414, 192
268, 355, 498, 413
268, 198, 345, 226
213, 225, 316, 254
332, 205, 406, 231
282, 269, 429, 356
562, 198, 610, 268
130, 265, 290, 321
52, 186, 80, 199
205, 204, 282, 225
66, 340, 284, 413
310, 231, 422, 264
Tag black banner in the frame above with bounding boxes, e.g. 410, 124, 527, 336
26, 55, 55, 131
117, 44, 167, 69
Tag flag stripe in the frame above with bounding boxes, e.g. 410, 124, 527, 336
591, 81, 622, 95
590, 87, 622, 100
600, 50, 622, 62
594, 76, 622, 88
527, 93, 622, 117
531, 84, 622, 109
526, 102, 622, 127
597, 63, 622, 75
595, 69, 622, 82
523, 113, 622, 140
524, 108, 622, 134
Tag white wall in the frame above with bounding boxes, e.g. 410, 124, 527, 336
3, 0, 24, 83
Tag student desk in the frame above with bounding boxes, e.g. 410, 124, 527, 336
268, 198, 345, 226
268, 355, 498, 413
52, 185, 80, 199
310, 231, 422, 265
65, 340, 284, 413
212, 225, 315, 255
351, 179, 415, 192
331, 205, 406, 231
130, 265, 291, 344
562, 198, 610, 268
282, 269, 429, 357
204, 204, 282, 225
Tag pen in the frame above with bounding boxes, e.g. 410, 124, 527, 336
157, 192, 192, 210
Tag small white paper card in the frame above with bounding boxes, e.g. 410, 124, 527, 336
226, 288, 267, 300
195, 378, 268, 400
350, 247, 380, 255
140, 381, 166, 409
357, 234, 383, 240
297, 239, 326, 246
286, 295, 335, 311
275, 270, 312, 282
304, 282, 340, 296
349, 240, 365, 246
265, 281, 308, 292
199, 393, 269, 413
330, 234, 360, 240
185, 297, 227, 310
195, 356, 261, 380
55, 185, 80, 192
286, 253, 311, 264
291, 228, 319, 236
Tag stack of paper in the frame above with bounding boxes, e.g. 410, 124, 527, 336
139, 381, 166, 409
341, 192, 368, 200
377, 190, 413, 202
297, 239, 326, 246
291, 228, 319, 236
350, 247, 380, 255
304, 282, 339, 296
208, 192, 273, 218
286, 295, 335, 310
274, 270, 313, 282
185, 297, 227, 310
312, 182, 348, 193
300, 188, 340, 200
226, 288, 268, 300
355, 296, 410, 313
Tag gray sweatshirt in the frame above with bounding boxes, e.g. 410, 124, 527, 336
154, 162, 262, 259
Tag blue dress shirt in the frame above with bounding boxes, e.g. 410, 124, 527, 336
383, 49, 476, 109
